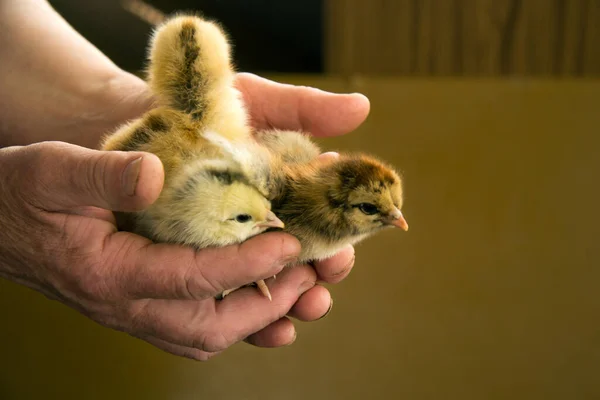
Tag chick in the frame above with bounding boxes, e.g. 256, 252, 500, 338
101, 15, 282, 300
255, 130, 409, 264
104, 13, 410, 299
132, 158, 283, 249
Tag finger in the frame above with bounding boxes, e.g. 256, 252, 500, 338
244, 317, 296, 348
235, 73, 370, 137
140, 335, 221, 361
287, 284, 333, 322
109, 231, 301, 300
130, 264, 316, 352
209, 265, 315, 350
313, 245, 355, 284
20, 141, 164, 212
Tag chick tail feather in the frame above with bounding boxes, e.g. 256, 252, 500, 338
147, 15, 249, 140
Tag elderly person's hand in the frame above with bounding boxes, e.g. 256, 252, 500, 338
0, 70, 369, 361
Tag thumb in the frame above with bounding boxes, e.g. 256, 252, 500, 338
20, 141, 164, 212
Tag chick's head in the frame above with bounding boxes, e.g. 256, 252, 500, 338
217, 180, 284, 242
327, 155, 409, 234
168, 163, 284, 248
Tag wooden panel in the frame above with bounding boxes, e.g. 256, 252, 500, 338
583, 0, 600, 75
325, 0, 600, 76
1, 78, 599, 399
325, 0, 356, 75
561, 0, 589, 74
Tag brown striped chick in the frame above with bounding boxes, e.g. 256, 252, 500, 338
101, 15, 283, 300
255, 130, 409, 265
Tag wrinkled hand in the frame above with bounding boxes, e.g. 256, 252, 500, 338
0, 73, 369, 361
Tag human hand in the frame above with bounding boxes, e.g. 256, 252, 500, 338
0, 141, 306, 361
0, 74, 369, 361
0, 0, 371, 360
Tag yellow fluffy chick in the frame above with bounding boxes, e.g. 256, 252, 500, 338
101, 15, 283, 300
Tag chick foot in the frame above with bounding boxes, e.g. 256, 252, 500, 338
255, 279, 272, 301
219, 277, 274, 301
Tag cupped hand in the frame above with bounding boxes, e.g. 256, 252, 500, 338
0, 142, 309, 361
0, 73, 369, 361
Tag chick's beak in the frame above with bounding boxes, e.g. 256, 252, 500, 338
386, 208, 409, 231
258, 211, 285, 229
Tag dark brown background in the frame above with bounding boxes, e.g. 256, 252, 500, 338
326, 0, 600, 76
1, 1, 599, 399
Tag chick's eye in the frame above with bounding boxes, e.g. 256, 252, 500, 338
357, 203, 379, 215
235, 214, 252, 223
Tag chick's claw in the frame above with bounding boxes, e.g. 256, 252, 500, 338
255, 279, 272, 301
219, 287, 240, 299
219, 278, 273, 301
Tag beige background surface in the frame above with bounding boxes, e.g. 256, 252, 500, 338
1, 77, 599, 399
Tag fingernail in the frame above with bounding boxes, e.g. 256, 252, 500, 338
285, 330, 298, 346
298, 280, 315, 295
318, 152, 340, 161
332, 255, 355, 277
344, 254, 356, 270
122, 157, 143, 196
280, 254, 298, 267
273, 251, 298, 270
318, 297, 334, 321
